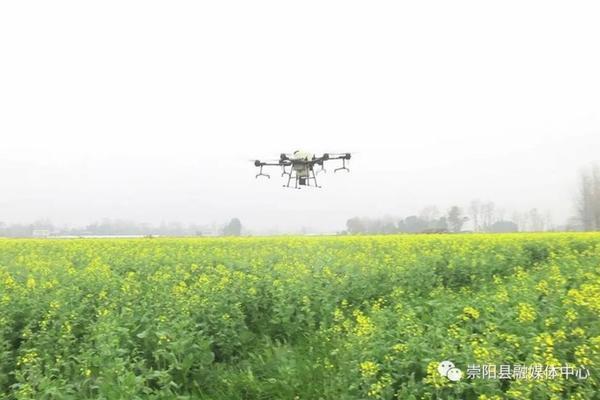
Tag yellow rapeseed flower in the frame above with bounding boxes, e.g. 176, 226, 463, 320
517, 303, 536, 323
353, 310, 375, 337
359, 361, 379, 378
462, 306, 480, 320
26, 277, 36, 290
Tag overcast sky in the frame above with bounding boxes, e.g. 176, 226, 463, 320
1, 1, 599, 232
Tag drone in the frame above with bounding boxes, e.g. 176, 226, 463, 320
253, 150, 351, 189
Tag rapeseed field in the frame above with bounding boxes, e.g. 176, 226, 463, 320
0, 234, 599, 399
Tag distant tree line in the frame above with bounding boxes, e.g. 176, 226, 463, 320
468, 201, 550, 233
346, 214, 449, 235
345, 206, 467, 234
344, 202, 554, 235
345, 164, 600, 235
0, 218, 244, 238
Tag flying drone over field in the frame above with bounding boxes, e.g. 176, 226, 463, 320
253, 150, 351, 189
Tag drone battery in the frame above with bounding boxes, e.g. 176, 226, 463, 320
299, 177, 307, 185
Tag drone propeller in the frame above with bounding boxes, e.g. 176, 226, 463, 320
249, 159, 280, 164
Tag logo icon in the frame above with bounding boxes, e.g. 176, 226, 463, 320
438, 360, 463, 382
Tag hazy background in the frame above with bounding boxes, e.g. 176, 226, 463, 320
1, 1, 599, 233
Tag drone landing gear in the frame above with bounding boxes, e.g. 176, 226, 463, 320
282, 169, 321, 189
310, 169, 321, 188
256, 165, 270, 179
334, 158, 350, 173
284, 171, 293, 188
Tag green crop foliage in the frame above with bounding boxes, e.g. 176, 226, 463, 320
0, 233, 599, 399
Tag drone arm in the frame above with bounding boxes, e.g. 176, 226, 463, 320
254, 160, 291, 179
315, 153, 351, 173
324, 153, 351, 161
327, 153, 351, 173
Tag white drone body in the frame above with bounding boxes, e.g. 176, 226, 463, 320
290, 151, 314, 180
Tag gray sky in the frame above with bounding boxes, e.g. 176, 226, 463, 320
1, 1, 599, 232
